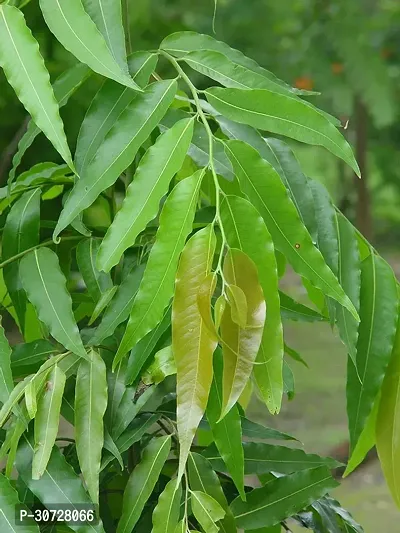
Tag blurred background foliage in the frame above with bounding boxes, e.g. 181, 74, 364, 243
1, 1, 400, 530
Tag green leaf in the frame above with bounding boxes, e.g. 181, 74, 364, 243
105, 360, 127, 429
89, 264, 145, 346
0, 319, 14, 405
3, 187, 41, 336
11, 339, 55, 377
125, 306, 171, 385
161, 110, 234, 182
24, 379, 37, 419
115, 413, 160, 454
20, 247, 88, 360
231, 466, 339, 530
143, 345, 176, 385
81, 0, 127, 72
225, 141, 358, 320
240, 418, 296, 442
16, 437, 105, 533
0, 375, 33, 428
98, 117, 194, 271
115, 170, 203, 365
173, 225, 217, 480
283, 361, 295, 401
191, 491, 226, 533
221, 194, 283, 413
32, 364, 66, 479
88, 286, 117, 325
207, 348, 245, 499
152, 478, 182, 533
117, 436, 171, 533
279, 291, 327, 323
220, 248, 266, 417
75, 52, 157, 175
103, 428, 123, 470
39, 0, 141, 91
75, 349, 107, 504
197, 273, 218, 338
112, 384, 155, 440
55, 79, 177, 240
216, 119, 317, 238
183, 50, 302, 97
335, 213, 361, 368
206, 89, 359, 174
188, 452, 236, 533
160, 31, 305, 97
0, 473, 39, 532
347, 254, 398, 453
376, 312, 400, 507
9, 63, 90, 183
204, 442, 340, 475
0, 5, 73, 168
76, 238, 113, 302
226, 284, 247, 328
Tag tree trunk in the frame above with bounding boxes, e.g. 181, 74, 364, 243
353, 97, 372, 240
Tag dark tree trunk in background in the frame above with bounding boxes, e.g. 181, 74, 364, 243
353, 97, 372, 240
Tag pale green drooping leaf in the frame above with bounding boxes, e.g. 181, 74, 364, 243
191, 490, 226, 533
221, 194, 284, 413
9, 63, 90, 184
55, 79, 177, 240
173, 224, 217, 481
207, 348, 245, 499
115, 170, 203, 365
0, 375, 33, 428
347, 254, 398, 453
16, 437, 105, 533
32, 365, 66, 479
81, 0, 127, 72
0, 319, 14, 406
207, 88, 359, 174
117, 436, 171, 533
188, 452, 237, 533
20, 248, 88, 360
204, 441, 341, 475
3, 189, 41, 335
376, 312, 400, 508
220, 248, 265, 418
335, 212, 361, 368
75, 51, 157, 175
226, 284, 247, 328
39, 0, 141, 91
225, 140, 358, 320
240, 418, 296, 442
76, 238, 113, 303
89, 264, 145, 347
75, 349, 107, 504
230, 466, 338, 530
0, 473, 39, 533
197, 273, 218, 338
25, 379, 37, 420
143, 345, 176, 385
98, 117, 194, 271
214, 295, 226, 332
151, 478, 182, 533
0, 5, 73, 168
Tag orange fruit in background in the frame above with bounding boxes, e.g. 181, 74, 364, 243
381, 47, 393, 59
331, 62, 344, 75
294, 76, 314, 91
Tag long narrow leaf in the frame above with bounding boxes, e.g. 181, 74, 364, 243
20, 248, 88, 360
39, 0, 141, 91
0, 5, 73, 168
